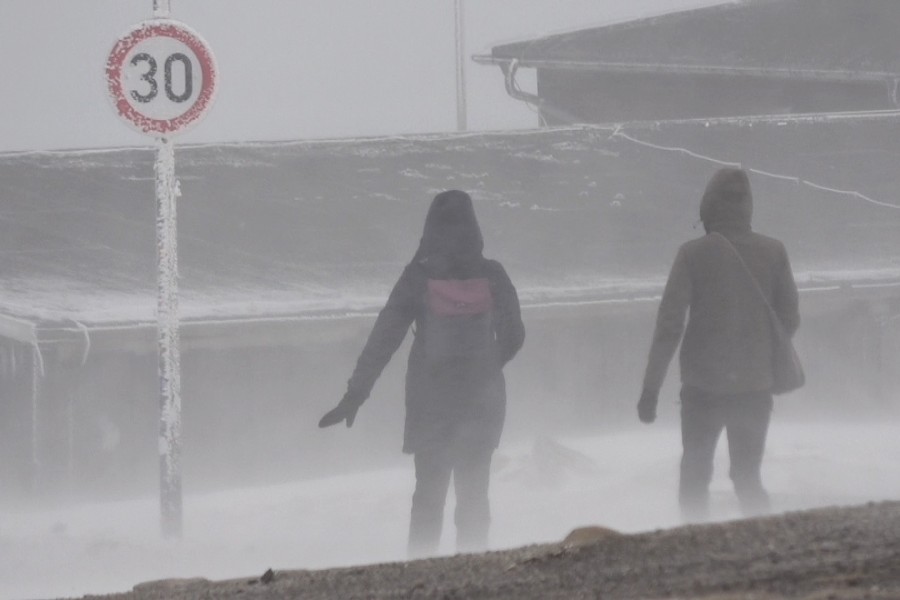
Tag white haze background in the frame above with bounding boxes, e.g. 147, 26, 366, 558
2, 1, 900, 599
2, 421, 900, 599
0, 0, 732, 152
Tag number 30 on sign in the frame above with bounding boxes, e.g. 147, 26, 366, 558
106, 20, 218, 137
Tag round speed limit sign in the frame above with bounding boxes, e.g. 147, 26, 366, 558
106, 20, 218, 137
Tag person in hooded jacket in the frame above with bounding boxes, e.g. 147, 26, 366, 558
319, 190, 525, 558
638, 168, 800, 522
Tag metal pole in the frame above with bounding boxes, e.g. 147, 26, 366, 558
156, 137, 182, 538
454, 0, 467, 131
153, 0, 172, 18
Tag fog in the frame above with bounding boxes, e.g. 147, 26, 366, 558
2, 1, 900, 599
3, 421, 900, 599
0, 0, 730, 152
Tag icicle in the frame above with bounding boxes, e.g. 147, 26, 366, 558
68, 319, 92, 366
31, 344, 42, 478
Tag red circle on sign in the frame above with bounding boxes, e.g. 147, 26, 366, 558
106, 20, 217, 136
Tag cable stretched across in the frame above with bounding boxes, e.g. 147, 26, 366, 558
608, 127, 900, 211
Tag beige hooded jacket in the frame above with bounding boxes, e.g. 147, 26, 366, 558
642, 168, 800, 395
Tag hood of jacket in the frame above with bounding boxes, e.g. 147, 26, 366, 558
700, 168, 753, 234
413, 190, 484, 275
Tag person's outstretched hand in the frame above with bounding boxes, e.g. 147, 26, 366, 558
637, 388, 658, 424
318, 392, 362, 428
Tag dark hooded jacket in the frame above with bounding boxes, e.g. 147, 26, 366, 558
642, 168, 800, 395
344, 191, 525, 453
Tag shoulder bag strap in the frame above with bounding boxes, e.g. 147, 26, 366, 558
710, 232, 787, 334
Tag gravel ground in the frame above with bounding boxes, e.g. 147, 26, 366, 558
71, 501, 900, 600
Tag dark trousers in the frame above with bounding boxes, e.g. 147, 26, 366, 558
679, 385, 773, 522
408, 442, 493, 558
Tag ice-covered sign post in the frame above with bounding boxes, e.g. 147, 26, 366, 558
105, 0, 217, 538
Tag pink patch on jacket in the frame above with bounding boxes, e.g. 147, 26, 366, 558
426, 278, 493, 317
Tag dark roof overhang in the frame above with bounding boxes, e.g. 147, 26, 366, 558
473, 54, 900, 84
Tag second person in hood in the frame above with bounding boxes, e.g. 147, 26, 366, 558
637, 167, 801, 522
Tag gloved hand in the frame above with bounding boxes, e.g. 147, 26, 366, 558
637, 388, 659, 424
318, 392, 363, 428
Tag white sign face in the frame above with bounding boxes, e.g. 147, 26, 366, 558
106, 20, 217, 137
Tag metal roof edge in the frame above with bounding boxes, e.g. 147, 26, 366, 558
473, 55, 900, 83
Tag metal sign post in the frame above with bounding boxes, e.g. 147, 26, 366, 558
106, 3, 217, 538
153, 0, 172, 17
155, 137, 181, 538
454, 0, 467, 132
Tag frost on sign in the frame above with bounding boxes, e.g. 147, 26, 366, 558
106, 19, 217, 136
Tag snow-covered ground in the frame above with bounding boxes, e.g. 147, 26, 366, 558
2, 418, 899, 600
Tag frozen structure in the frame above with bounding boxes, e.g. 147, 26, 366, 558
2, 0, 900, 501
1, 118, 899, 501
477, 0, 900, 124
